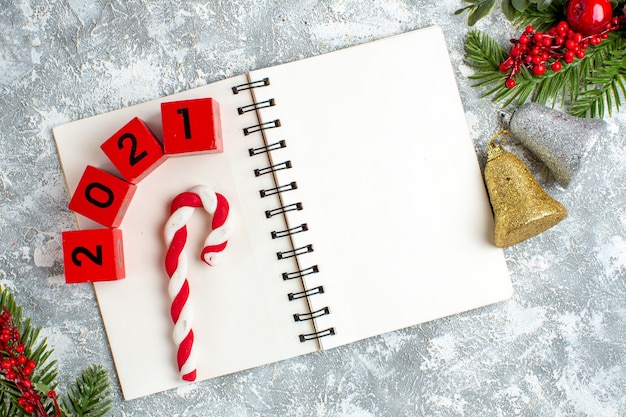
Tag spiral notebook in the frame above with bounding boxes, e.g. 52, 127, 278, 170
53, 26, 512, 400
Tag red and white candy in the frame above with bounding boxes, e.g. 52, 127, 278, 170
164, 185, 233, 381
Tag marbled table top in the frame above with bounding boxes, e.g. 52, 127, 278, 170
0, 1, 624, 416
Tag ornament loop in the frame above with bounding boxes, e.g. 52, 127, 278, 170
487, 129, 510, 161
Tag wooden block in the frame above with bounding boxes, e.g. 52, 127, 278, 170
68, 165, 137, 228
161, 97, 223, 156
62, 228, 125, 283
100, 117, 166, 184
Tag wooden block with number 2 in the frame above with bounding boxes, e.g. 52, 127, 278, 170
62, 228, 125, 284
100, 117, 166, 184
161, 97, 223, 156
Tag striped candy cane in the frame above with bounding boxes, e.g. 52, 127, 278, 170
164, 185, 233, 381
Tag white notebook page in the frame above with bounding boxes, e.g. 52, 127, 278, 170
247, 26, 512, 350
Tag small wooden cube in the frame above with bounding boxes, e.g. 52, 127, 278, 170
62, 228, 125, 284
68, 165, 137, 228
100, 117, 166, 184
161, 97, 223, 156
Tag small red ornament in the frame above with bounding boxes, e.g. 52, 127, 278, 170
565, 0, 613, 35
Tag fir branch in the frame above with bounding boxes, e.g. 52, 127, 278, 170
464, 29, 508, 70
0, 289, 59, 416
0, 287, 113, 417
570, 46, 626, 117
464, 29, 626, 117
61, 365, 112, 417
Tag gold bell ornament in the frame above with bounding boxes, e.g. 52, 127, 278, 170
484, 130, 568, 248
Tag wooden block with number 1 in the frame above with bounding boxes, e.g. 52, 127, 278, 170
62, 228, 125, 284
161, 97, 223, 156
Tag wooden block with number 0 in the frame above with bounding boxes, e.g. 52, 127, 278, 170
68, 165, 137, 228
161, 97, 223, 156
100, 117, 166, 184
62, 228, 125, 283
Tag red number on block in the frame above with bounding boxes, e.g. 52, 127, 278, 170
101, 117, 166, 184
161, 98, 223, 156
62, 228, 125, 284
68, 165, 137, 228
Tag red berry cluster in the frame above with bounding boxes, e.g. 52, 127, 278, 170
0, 308, 60, 417
500, 18, 622, 88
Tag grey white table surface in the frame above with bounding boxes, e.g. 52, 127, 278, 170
0, 1, 624, 416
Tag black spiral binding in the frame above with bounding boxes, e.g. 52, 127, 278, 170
271, 222, 307, 239
265, 202, 302, 219
234, 76, 335, 344
261, 181, 297, 198
255, 161, 292, 177
243, 120, 281, 136
282, 265, 318, 281
249, 140, 287, 156
232, 77, 270, 94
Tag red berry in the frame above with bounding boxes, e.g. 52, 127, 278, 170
551, 61, 563, 71
533, 64, 547, 75
505, 78, 516, 88
565, 0, 613, 35
557, 21, 570, 33
565, 39, 578, 50
499, 57, 514, 72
